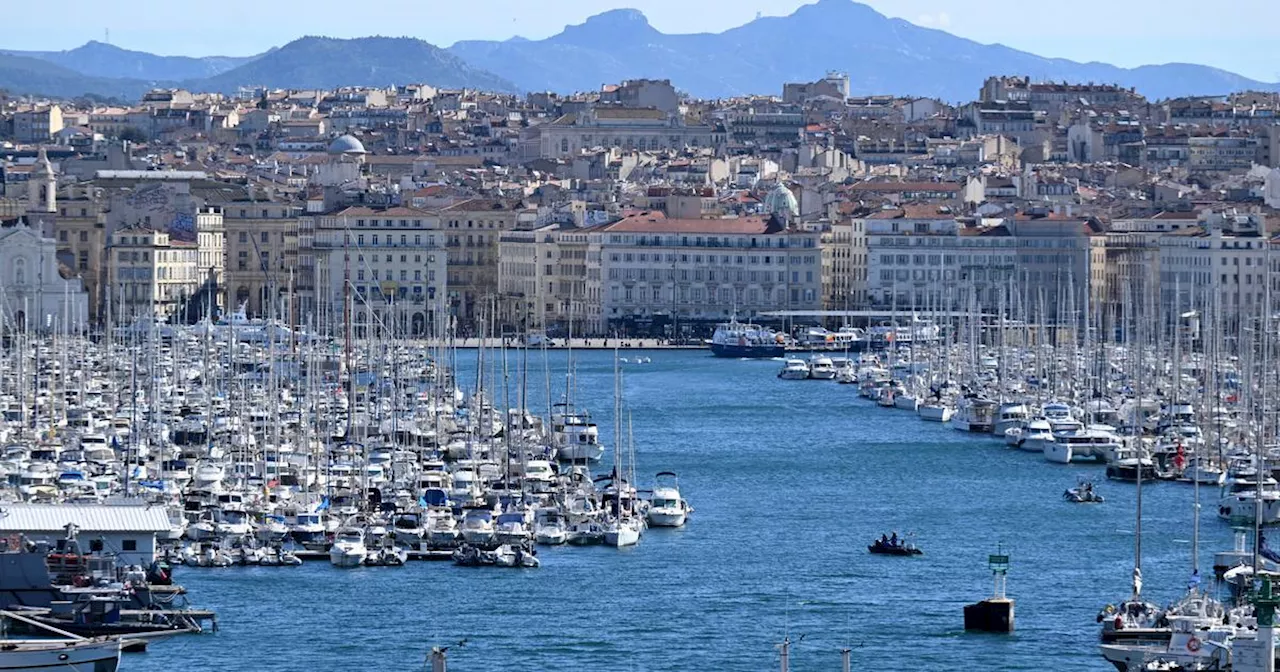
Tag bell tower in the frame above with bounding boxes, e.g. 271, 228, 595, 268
27, 147, 56, 214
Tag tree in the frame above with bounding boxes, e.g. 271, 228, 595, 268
117, 126, 148, 144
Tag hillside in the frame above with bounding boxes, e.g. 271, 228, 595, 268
449, 0, 1276, 100
1, 41, 259, 81
190, 36, 518, 94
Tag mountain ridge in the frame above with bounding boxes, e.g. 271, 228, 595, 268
1, 2, 1273, 102
1, 41, 261, 81
448, 1, 1276, 100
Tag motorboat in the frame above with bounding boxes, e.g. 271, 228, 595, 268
254, 514, 290, 544
460, 509, 496, 546
1064, 481, 1105, 503
533, 509, 569, 545
1105, 446, 1159, 482
1045, 427, 1122, 464
993, 402, 1031, 438
492, 544, 540, 568
808, 357, 837, 380
392, 511, 427, 548
646, 472, 691, 528
1014, 418, 1054, 453
551, 405, 606, 462
868, 535, 922, 556
777, 359, 811, 380
1218, 476, 1280, 526
494, 512, 531, 546
328, 527, 368, 568
949, 395, 997, 433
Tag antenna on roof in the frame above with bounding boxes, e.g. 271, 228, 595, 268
105, 28, 110, 45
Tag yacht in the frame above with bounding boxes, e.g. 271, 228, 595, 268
328, 526, 368, 568
707, 320, 785, 358
808, 357, 837, 380
777, 359, 811, 380
495, 512, 532, 546
950, 395, 997, 433
1104, 444, 1159, 481
533, 508, 569, 545
551, 405, 606, 463
646, 471, 691, 528
1045, 427, 1122, 464
392, 511, 427, 548
1218, 476, 1280, 526
460, 509, 497, 546
288, 511, 327, 546
1013, 418, 1054, 453
993, 402, 1030, 438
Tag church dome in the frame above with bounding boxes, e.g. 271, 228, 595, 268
327, 135, 367, 155
764, 182, 799, 218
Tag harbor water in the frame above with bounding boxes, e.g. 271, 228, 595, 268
133, 349, 1229, 671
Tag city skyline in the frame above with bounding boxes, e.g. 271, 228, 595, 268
4, 0, 1279, 83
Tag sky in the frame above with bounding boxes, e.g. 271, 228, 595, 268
6, 0, 1280, 82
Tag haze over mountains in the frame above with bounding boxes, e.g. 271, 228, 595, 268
1, 0, 1273, 102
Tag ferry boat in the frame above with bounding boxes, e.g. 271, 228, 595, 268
707, 320, 785, 358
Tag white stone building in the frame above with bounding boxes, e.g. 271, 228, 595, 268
596, 212, 822, 334
105, 225, 201, 323
309, 206, 447, 337
0, 220, 89, 332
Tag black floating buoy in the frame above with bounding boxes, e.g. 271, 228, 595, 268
964, 598, 1015, 633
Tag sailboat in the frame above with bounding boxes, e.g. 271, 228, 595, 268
603, 356, 643, 548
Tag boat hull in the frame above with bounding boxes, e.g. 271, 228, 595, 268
646, 510, 687, 528
917, 405, 953, 423
709, 343, 785, 358
0, 639, 120, 672
328, 548, 366, 568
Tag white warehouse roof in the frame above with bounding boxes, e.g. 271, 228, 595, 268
0, 504, 170, 533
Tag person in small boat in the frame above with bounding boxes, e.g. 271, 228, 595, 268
890, 532, 898, 546
879, 534, 889, 546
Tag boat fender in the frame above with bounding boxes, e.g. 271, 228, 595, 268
1186, 637, 1201, 653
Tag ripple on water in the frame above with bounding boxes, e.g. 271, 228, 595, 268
133, 351, 1220, 671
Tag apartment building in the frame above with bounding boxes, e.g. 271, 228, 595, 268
597, 212, 822, 335
440, 198, 537, 329
1157, 209, 1271, 317
307, 206, 446, 336
105, 225, 202, 323
223, 200, 301, 317
497, 223, 601, 335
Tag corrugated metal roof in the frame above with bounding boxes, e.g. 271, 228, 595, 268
0, 504, 171, 533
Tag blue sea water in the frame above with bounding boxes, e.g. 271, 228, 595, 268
132, 349, 1233, 671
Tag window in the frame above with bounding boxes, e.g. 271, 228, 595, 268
261, 232, 269, 243
58, 230, 67, 241
122, 539, 138, 552
79, 231, 87, 242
